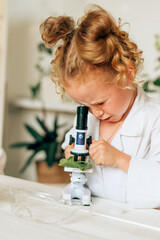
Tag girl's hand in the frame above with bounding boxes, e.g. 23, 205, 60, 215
89, 140, 131, 173
65, 143, 74, 159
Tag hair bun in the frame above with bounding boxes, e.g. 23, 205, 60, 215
40, 16, 75, 48
76, 5, 118, 64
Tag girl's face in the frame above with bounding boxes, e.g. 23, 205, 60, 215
65, 71, 136, 123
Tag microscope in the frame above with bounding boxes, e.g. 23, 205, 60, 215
62, 106, 93, 206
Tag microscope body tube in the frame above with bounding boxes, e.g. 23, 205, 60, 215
71, 106, 89, 158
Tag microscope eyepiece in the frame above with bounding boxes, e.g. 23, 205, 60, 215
76, 106, 88, 130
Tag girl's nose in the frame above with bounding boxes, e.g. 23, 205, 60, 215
89, 106, 104, 118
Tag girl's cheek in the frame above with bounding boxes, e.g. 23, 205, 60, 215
101, 102, 109, 112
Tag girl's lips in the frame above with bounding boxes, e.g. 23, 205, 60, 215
100, 116, 112, 121
105, 116, 112, 121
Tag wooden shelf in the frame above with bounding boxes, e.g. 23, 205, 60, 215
12, 98, 78, 114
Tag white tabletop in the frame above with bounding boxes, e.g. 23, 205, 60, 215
0, 175, 160, 240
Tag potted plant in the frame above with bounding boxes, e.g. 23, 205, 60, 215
10, 114, 70, 183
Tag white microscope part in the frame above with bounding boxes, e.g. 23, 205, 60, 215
71, 129, 89, 155
62, 171, 91, 206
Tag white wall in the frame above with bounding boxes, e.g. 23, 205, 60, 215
5, 0, 160, 102
0, 0, 7, 148
3, 0, 160, 180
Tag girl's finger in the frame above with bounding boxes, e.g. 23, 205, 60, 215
89, 140, 104, 150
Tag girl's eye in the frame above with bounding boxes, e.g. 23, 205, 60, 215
98, 102, 104, 106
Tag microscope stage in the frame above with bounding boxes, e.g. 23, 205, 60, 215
64, 167, 93, 173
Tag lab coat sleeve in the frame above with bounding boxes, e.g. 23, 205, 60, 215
126, 118, 160, 208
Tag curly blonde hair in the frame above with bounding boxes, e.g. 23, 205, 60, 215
40, 4, 143, 95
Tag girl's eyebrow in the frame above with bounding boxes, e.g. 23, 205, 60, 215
90, 97, 108, 105
75, 97, 108, 106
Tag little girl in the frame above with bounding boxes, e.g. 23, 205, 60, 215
40, 4, 160, 208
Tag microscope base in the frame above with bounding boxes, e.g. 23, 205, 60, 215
62, 172, 91, 206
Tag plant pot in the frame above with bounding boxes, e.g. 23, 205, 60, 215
36, 161, 70, 184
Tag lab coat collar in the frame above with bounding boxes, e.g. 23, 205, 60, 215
119, 85, 147, 137
111, 86, 148, 153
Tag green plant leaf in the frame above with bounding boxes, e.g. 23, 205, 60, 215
27, 142, 43, 150
35, 116, 49, 134
142, 81, 156, 92
153, 77, 160, 86
53, 115, 58, 132
52, 115, 66, 133
30, 81, 41, 99
142, 81, 149, 92
46, 142, 58, 167
10, 141, 48, 151
10, 142, 31, 148
24, 123, 43, 141
38, 42, 52, 55
59, 156, 92, 171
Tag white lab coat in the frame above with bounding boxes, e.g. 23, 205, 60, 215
62, 86, 160, 208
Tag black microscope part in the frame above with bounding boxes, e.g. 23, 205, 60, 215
76, 106, 88, 130
69, 135, 75, 145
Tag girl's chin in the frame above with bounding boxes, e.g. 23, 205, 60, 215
100, 116, 122, 122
